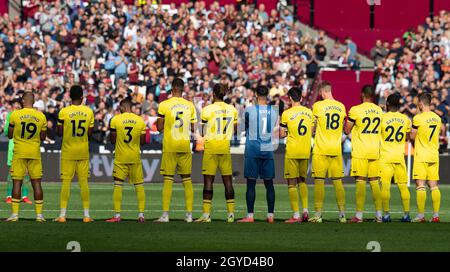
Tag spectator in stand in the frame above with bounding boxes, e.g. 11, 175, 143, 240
0, 0, 333, 139
371, 39, 388, 66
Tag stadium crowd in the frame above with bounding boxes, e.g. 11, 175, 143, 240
0, 0, 338, 144
372, 10, 450, 126
0, 0, 448, 146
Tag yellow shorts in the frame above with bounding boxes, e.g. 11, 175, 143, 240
284, 158, 308, 179
61, 159, 90, 180
160, 152, 192, 176
351, 158, 379, 178
10, 158, 42, 180
113, 162, 144, 184
413, 161, 439, 181
311, 154, 343, 179
202, 153, 232, 176
379, 161, 407, 184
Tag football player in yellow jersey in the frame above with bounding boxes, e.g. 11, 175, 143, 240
379, 93, 411, 223
54, 85, 94, 223
106, 98, 147, 223
410, 93, 445, 223
6, 92, 47, 222
155, 78, 197, 223
344, 85, 383, 223
280, 87, 313, 223
195, 84, 238, 223
309, 81, 347, 223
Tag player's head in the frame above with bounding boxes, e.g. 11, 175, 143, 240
119, 97, 133, 113
21, 91, 34, 108
287, 87, 301, 103
317, 81, 332, 99
171, 78, 185, 96
418, 92, 432, 111
213, 83, 227, 101
70, 85, 84, 103
386, 92, 401, 112
361, 85, 375, 102
256, 85, 269, 98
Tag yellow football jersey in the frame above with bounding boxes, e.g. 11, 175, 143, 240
380, 111, 411, 163
347, 102, 382, 159
110, 112, 146, 164
281, 105, 314, 159
412, 111, 441, 163
9, 108, 47, 159
312, 99, 346, 156
158, 97, 197, 153
58, 105, 94, 160
201, 101, 238, 154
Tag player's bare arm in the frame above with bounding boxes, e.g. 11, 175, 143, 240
140, 133, 146, 145
156, 116, 164, 132
110, 130, 117, 144
40, 130, 46, 141
7, 123, 13, 139
56, 123, 63, 137
88, 127, 93, 139
343, 118, 354, 135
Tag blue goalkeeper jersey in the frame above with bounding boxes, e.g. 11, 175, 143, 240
244, 104, 278, 159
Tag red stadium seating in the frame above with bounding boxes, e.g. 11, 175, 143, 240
0, 1, 8, 15
296, 0, 450, 55
320, 70, 375, 111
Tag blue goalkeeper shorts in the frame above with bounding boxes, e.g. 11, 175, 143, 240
244, 157, 275, 180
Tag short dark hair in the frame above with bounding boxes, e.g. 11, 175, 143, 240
172, 78, 185, 93
256, 85, 269, 97
22, 91, 34, 104
361, 84, 375, 98
386, 92, 401, 111
418, 92, 432, 106
317, 81, 332, 93
70, 85, 83, 101
120, 97, 133, 108
213, 83, 227, 100
287, 87, 302, 102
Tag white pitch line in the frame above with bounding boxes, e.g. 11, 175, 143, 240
4, 209, 448, 215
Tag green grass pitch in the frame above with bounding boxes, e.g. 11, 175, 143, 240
0, 182, 449, 252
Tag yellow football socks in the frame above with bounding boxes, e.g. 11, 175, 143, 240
162, 176, 174, 212
78, 177, 90, 211
397, 183, 410, 213
113, 181, 123, 213
369, 180, 382, 212
12, 198, 20, 215
60, 179, 71, 210
431, 187, 441, 214
314, 179, 325, 213
288, 185, 300, 213
35, 200, 43, 215
134, 183, 146, 213
298, 182, 308, 210
333, 179, 345, 212
355, 179, 366, 212
203, 199, 212, 214
381, 181, 391, 212
226, 199, 235, 214
416, 185, 426, 214
182, 177, 193, 213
